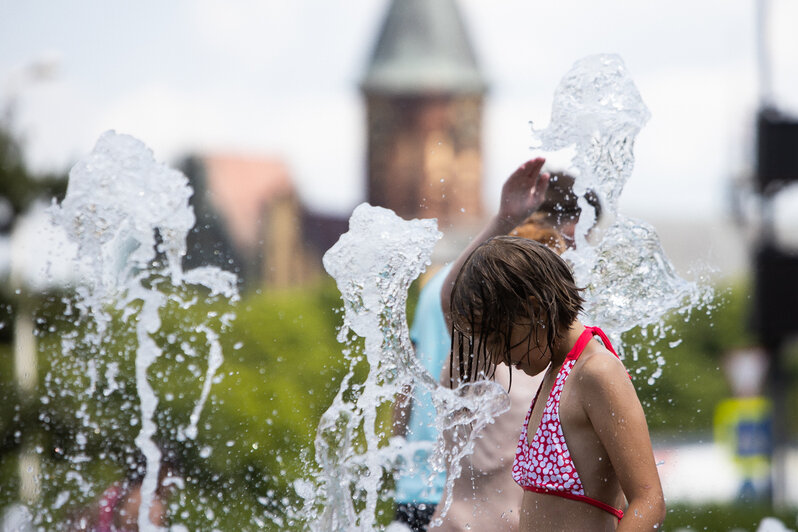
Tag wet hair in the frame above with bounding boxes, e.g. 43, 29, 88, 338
448, 236, 584, 385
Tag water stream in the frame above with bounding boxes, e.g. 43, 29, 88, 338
43, 131, 239, 531
296, 204, 510, 530
533, 54, 714, 372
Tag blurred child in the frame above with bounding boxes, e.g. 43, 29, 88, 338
69, 452, 180, 532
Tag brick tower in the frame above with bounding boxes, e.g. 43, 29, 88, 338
361, 0, 487, 229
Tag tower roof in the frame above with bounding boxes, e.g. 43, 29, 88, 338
361, 0, 487, 95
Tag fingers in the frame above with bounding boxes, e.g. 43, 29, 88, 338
509, 157, 545, 181
532, 171, 551, 202
519, 157, 546, 176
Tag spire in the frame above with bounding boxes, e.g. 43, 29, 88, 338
361, 0, 487, 95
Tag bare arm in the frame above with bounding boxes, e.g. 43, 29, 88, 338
581, 355, 666, 531
392, 383, 412, 437
440, 157, 550, 327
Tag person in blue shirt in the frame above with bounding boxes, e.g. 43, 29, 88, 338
392, 264, 452, 531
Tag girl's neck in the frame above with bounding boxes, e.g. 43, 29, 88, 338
550, 320, 586, 367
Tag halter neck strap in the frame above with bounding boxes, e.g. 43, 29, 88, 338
565, 326, 619, 361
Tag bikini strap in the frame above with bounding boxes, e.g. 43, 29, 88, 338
584, 326, 631, 379
565, 328, 595, 361
565, 326, 621, 361
586, 326, 619, 357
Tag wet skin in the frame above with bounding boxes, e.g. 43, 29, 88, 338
507, 321, 665, 531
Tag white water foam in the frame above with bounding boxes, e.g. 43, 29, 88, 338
533, 54, 713, 367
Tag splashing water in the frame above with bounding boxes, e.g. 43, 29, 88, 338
305, 54, 715, 531
533, 54, 713, 373
533, 54, 650, 215
299, 205, 509, 531
45, 131, 239, 531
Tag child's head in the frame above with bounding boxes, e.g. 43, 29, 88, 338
528, 172, 602, 246
449, 236, 583, 383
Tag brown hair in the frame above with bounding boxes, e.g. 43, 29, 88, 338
449, 236, 583, 384
509, 214, 567, 254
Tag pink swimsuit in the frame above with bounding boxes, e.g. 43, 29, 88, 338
512, 326, 625, 520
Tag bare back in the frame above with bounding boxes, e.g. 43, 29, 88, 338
429, 364, 542, 531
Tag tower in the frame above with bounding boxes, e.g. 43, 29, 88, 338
361, 0, 487, 228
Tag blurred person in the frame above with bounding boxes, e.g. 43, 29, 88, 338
439, 158, 664, 531
392, 263, 451, 531
512, 171, 603, 249
68, 452, 181, 532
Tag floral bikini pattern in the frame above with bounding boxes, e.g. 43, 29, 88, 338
512, 356, 584, 494
511, 326, 626, 520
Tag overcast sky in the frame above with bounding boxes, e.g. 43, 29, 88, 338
1, 0, 797, 222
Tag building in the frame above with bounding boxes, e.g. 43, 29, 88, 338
361, 0, 487, 230
181, 153, 329, 289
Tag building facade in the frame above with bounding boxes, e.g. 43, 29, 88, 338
361, 0, 487, 229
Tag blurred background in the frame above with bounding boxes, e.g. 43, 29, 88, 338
1, 0, 798, 530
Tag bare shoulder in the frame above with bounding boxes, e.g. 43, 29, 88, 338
578, 341, 628, 377
573, 341, 634, 400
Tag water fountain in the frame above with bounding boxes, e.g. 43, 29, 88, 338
296, 205, 510, 531
7, 131, 239, 531
529, 54, 714, 375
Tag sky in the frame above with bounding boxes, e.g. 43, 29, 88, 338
1, 0, 797, 224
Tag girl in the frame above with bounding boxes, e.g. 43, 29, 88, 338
441, 158, 665, 531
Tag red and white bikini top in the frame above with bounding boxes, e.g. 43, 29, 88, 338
511, 326, 625, 520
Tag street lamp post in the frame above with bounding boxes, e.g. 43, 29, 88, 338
2, 56, 61, 508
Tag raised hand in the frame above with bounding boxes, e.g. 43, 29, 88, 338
497, 157, 550, 227
442, 157, 549, 322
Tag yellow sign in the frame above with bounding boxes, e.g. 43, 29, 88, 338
714, 396, 771, 478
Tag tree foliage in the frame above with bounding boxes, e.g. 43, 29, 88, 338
623, 277, 772, 437
0, 124, 66, 226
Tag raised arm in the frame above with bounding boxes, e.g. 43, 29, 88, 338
440, 157, 550, 327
